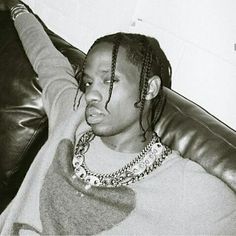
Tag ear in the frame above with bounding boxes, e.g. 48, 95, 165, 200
145, 75, 161, 100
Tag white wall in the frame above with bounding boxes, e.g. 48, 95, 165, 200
23, 0, 138, 52
23, 0, 236, 130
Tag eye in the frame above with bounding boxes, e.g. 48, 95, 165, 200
104, 77, 119, 85
84, 81, 92, 87
83, 77, 93, 87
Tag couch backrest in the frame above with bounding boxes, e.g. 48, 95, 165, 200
156, 88, 236, 191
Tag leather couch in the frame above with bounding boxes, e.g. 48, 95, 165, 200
0, 9, 235, 214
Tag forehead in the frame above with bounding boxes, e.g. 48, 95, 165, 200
84, 42, 140, 78
85, 42, 113, 69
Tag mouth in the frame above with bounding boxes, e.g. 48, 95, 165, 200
86, 107, 105, 125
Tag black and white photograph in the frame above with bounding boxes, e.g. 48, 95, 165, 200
0, 0, 236, 235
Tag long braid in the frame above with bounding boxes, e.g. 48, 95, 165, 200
134, 37, 148, 109
73, 38, 102, 110
73, 65, 85, 110
139, 46, 153, 137
149, 55, 166, 130
73, 74, 81, 111
105, 33, 122, 110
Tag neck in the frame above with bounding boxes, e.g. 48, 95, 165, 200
100, 131, 153, 153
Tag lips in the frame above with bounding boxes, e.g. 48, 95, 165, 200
86, 107, 105, 125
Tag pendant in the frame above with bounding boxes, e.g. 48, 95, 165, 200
75, 191, 84, 197
85, 183, 92, 191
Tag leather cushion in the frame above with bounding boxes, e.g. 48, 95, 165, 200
156, 88, 236, 191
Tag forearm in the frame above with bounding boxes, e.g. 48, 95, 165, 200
4, 2, 85, 131
14, 12, 76, 89
10, 7, 82, 127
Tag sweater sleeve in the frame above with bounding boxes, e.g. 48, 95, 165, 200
13, 13, 85, 132
182, 160, 236, 235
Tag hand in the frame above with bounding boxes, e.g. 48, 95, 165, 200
0, 0, 21, 10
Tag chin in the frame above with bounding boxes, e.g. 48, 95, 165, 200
89, 124, 116, 137
91, 128, 112, 137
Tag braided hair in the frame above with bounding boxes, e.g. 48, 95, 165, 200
74, 32, 172, 137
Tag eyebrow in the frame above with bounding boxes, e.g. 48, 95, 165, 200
83, 70, 110, 78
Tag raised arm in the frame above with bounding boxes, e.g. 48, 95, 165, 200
4, 1, 84, 132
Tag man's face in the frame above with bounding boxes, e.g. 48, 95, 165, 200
84, 42, 149, 138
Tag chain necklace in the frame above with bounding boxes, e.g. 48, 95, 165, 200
72, 130, 172, 189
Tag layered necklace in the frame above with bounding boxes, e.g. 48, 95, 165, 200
72, 130, 172, 189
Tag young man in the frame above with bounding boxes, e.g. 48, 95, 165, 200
0, 1, 236, 235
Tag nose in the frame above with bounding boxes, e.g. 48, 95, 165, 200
85, 87, 103, 104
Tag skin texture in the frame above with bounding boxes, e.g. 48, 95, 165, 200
84, 42, 160, 153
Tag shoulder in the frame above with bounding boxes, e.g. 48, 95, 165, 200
183, 159, 235, 197
157, 152, 235, 198
181, 158, 236, 233
182, 159, 236, 206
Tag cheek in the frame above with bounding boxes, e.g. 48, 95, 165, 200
110, 95, 136, 112
109, 100, 140, 122
113, 87, 139, 103
105, 85, 140, 114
